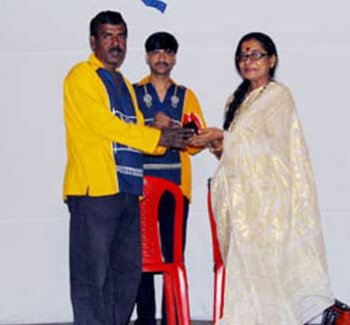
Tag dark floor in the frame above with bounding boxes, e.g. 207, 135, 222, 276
11, 321, 322, 325
5, 320, 322, 325
5, 321, 210, 325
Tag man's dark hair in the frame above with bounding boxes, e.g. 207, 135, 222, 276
90, 11, 128, 37
145, 32, 179, 53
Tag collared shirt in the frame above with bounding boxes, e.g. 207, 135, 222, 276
134, 76, 207, 200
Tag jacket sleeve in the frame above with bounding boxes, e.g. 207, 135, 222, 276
64, 65, 163, 155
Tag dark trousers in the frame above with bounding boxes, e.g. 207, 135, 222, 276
67, 193, 142, 325
135, 191, 189, 325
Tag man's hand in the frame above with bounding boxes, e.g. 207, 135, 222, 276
159, 128, 195, 149
153, 112, 175, 129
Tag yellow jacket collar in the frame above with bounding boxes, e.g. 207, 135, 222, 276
137, 75, 177, 86
88, 53, 120, 72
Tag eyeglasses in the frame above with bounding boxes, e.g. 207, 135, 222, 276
237, 52, 268, 62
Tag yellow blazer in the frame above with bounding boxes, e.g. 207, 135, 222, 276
63, 54, 164, 197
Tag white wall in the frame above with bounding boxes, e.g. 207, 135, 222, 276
1, 0, 350, 323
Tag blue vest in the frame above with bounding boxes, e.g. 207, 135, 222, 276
134, 82, 186, 185
97, 69, 143, 196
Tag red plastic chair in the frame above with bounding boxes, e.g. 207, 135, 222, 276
140, 176, 191, 325
207, 179, 226, 325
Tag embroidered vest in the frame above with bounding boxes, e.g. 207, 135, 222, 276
97, 69, 143, 196
134, 82, 186, 185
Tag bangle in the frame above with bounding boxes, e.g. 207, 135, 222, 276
209, 144, 223, 153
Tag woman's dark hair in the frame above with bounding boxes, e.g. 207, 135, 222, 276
90, 11, 128, 38
223, 32, 278, 130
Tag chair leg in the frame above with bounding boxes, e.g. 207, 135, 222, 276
164, 272, 177, 325
213, 263, 226, 324
173, 264, 191, 325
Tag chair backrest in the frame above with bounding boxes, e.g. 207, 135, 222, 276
141, 176, 185, 265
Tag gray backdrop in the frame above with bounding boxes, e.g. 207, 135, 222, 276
0, 0, 349, 323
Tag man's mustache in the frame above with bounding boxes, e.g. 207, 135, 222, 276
108, 46, 123, 54
155, 61, 169, 67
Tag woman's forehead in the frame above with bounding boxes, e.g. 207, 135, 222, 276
241, 39, 263, 51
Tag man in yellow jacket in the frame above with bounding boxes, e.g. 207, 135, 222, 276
63, 11, 193, 325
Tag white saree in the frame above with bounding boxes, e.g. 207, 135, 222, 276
211, 82, 334, 325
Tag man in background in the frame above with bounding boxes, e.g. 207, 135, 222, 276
133, 31, 206, 325
63, 12, 193, 325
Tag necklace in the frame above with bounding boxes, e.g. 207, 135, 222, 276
142, 83, 180, 109
244, 81, 270, 106
228, 81, 271, 132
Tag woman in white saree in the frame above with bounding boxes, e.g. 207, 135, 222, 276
190, 32, 334, 325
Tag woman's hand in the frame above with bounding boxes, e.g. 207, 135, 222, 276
188, 127, 224, 148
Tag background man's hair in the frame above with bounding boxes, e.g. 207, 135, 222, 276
145, 32, 179, 53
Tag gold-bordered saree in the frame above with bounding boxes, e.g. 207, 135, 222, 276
211, 82, 334, 325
